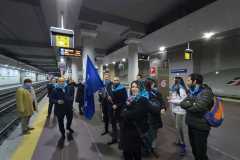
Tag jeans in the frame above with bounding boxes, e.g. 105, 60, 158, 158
176, 114, 185, 144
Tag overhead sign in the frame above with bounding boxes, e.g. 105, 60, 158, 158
50, 27, 74, 48
59, 48, 81, 57
171, 69, 187, 74
184, 48, 193, 60
56, 35, 70, 48
184, 52, 192, 60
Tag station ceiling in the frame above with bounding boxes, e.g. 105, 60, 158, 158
0, 0, 216, 72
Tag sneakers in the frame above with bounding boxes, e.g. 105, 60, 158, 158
180, 144, 186, 156
22, 130, 31, 135
27, 127, 35, 131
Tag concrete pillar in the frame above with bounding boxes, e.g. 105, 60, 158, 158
125, 38, 140, 83
81, 30, 97, 81
71, 58, 82, 82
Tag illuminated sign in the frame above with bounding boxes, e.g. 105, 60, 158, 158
50, 27, 74, 48
59, 48, 81, 57
56, 35, 70, 48
184, 52, 192, 60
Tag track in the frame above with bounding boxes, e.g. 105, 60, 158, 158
0, 81, 48, 143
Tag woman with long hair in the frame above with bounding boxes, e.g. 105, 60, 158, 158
121, 81, 150, 160
168, 77, 188, 156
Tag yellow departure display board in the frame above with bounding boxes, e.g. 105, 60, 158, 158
56, 35, 70, 48
50, 27, 74, 48
184, 52, 192, 60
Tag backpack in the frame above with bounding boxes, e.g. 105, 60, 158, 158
204, 96, 224, 127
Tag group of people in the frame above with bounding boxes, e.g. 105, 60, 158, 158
98, 73, 166, 160
16, 72, 214, 160
99, 73, 214, 160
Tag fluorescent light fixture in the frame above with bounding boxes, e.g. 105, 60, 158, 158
122, 58, 126, 62
216, 71, 219, 75
202, 32, 216, 39
112, 61, 116, 64
60, 57, 64, 63
105, 64, 109, 66
159, 46, 166, 52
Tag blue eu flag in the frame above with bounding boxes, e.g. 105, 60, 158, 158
84, 56, 104, 119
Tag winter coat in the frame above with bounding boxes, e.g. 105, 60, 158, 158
121, 96, 150, 151
98, 80, 113, 109
148, 89, 165, 129
16, 87, 34, 117
75, 83, 84, 105
50, 85, 75, 116
180, 84, 214, 131
111, 84, 128, 109
47, 83, 55, 98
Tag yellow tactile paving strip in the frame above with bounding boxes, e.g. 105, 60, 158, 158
11, 103, 48, 160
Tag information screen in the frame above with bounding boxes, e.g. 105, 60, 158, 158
56, 35, 70, 48
59, 48, 81, 57
50, 27, 74, 48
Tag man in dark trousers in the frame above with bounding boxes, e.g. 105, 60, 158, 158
180, 73, 214, 160
108, 77, 128, 145
76, 80, 85, 115
51, 77, 75, 149
98, 72, 112, 136
47, 78, 56, 118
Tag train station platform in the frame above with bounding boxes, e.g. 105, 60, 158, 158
0, 97, 239, 160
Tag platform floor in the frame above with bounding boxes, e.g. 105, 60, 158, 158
0, 98, 239, 160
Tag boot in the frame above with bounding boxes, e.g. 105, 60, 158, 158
180, 144, 186, 156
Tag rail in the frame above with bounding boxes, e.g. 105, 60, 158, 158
0, 81, 48, 143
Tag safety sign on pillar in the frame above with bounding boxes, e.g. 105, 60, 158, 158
150, 66, 157, 77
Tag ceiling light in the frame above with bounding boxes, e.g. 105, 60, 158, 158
202, 32, 216, 39
60, 57, 64, 63
105, 64, 109, 67
159, 46, 166, 52
216, 71, 219, 75
112, 61, 116, 64
122, 58, 126, 62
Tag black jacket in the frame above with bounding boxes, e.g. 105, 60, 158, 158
180, 84, 214, 131
47, 83, 55, 98
98, 80, 112, 106
75, 83, 84, 105
148, 89, 165, 129
51, 85, 75, 115
111, 84, 128, 108
121, 96, 150, 151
